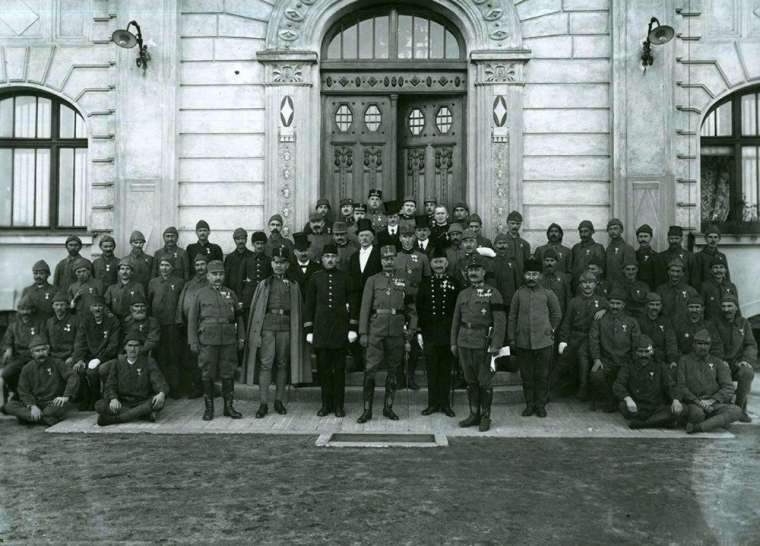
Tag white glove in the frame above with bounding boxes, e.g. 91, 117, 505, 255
558, 342, 568, 355
306, 333, 314, 344
416, 333, 424, 349
476, 247, 496, 258
347, 331, 358, 343
625, 397, 637, 414
87, 358, 101, 370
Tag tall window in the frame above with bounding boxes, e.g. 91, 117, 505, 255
0, 90, 88, 229
323, 8, 463, 62
700, 85, 760, 231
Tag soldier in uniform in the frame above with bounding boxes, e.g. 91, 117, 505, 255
265, 214, 295, 257
175, 254, 209, 398
46, 292, 78, 366
467, 213, 493, 249
238, 231, 272, 326
416, 246, 460, 416
21, 260, 56, 324
186, 220, 224, 277
398, 196, 417, 233
636, 293, 679, 375
535, 223, 572, 276
589, 287, 640, 411
714, 293, 755, 422
571, 220, 606, 293
634, 224, 657, 290
615, 257, 649, 320
694, 225, 731, 290
126, 231, 154, 291
2, 334, 79, 426
92, 235, 120, 288
509, 258, 562, 418
452, 202, 470, 224
357, 244, 417, 423
491, 233, 519, 342
1, 297, 43, 404
247, 247, 309, 418
445, 223, 464, 262
224, 228, 253, 301
148, 256, 185, 398
451, 259, 506, 431
367, 188, 387, 231
305, 214, 332, 262
303, 197, 334, 234
657, 258, 699, 327
188, 259, 245, 420
104, 258, 146, 319
587, 257, 610, 299
674, 295, 723, 358
53, 234, 92, 292
152, 226, 189, 281
654, 225, 696, 288
346, 204, 366, 241
452, 229, 494, 288
613, 335, 683, 429
303, 243, 359, 417
539, 248, 571, 317
423, 197, 437, 220
700, 254, 738, 321
504, 211, 531, 280
332, 221, 358, 273
605, 218, 636, 285
67, 258, 104, 317
674, 328, 743, 434
338, 197, 355, 230
121, 295, 161, 357
95, 335, 168, 426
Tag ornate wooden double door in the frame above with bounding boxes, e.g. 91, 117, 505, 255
321, 94, 465, 209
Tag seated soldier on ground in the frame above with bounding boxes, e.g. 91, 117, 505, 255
1, 296, 43, 404
674, 329, 743, 434
2, 334, 79, 426
613, 335, 683, 429
95, 335, 168, 426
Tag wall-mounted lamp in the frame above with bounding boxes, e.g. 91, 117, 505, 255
112, 20, 151, 71
641, 17, 674, 71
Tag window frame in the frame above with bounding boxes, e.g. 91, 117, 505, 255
0, 88, 88, 231
700, 84, 760, 232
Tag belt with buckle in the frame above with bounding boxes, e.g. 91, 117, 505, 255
205, 318, 234, 324
266, 309, 290, 316
373, 308, 403, 315
463, 322, 490, 331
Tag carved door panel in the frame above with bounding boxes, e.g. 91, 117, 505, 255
321, 96, 394, 207
398, 96, 464, 209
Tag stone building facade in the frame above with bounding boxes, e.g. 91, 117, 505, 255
1, 0, 759, 319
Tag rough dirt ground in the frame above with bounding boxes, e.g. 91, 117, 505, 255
1, 422, 759, 545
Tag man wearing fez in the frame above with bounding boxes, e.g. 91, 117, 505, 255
93, 235, 120, 288
152, 226, 188, 281
54, 234, 92, 292
265, 214, 295, 257
535, 223, 573, 276
46, 292, 78, 367
357, 244, 417, 423
67, 258, 104, 317
175, 254, 209, 398
451, 258, 506, 431
634, 224, 657, 290
148, 256, 185, 398
187, 219, 224, 277
367, 188, 386, 231
247, 247, 310, 418
304, 243, 359, 417
2, 334, 79, 426
126, 231, 154, 291
701, 254, 738, 321
674, 328, 743, 434
605, 218, 636, 286
332, 221, 359, 273
238, 231, 272, 326
654, 225, 696, 288
104, 258, 145, 319
571, 220, 606, 293
188, 259, 245, 420
613, 334, 683, 429
1, 297, 43, 404
95, 334, 168, 426
416, 246, 460, 417
21, 260, 56, 324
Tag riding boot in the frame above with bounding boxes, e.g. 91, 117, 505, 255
357, 377, 374, 423
202, 379, 214, 421
222, 379, 242, 419
478, 387, 493, 432
459, 385, 480, 427
382, 373, 399, 420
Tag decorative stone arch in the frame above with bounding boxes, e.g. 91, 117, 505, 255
258, 0, 530, 236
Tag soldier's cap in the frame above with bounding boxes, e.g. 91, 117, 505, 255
16, 296, 35, 311
353, 203, 367, 213
251, 231, 267, 243
608, 287, 627, 302
196, 220, 210, 231
233, 227, 248, 239
268, 214, 284, 225
73, 258, 90, 272
368, 188, 383, 199
158, 255, 174, 266
309, 211, 324, 223
667, 257, 684, 270
431, 245, 448, 260
271, 246, 290, 260
332, 221, 348, 234
667, 225, 683, 236
129, 230, 146, 243
693, 329, 712, 342
163, 226, 178, 236
637, 335, 654, 351
507, 210, 523, 223
494, 232, 510, 243
89, 295, 106, 306
720, 293, 739, 305
468, 213, 483, 226
453, 201, 469, 211
356, 218, 374, 235
579, 270, 597, 282
380, 245, 397, 258
541, 248, 559, 261
129, 292, 147, 306
316, 197, 331, 208
384, 200, 401, 216
118, 257, 134, 269
461, 228, 478, 241
339, 197, 354, 207
710, 253, 728, 267
293, 232, 310, 251
703, 224, 721, 236
546, 222, 564, 237
322, 242, 338, 256
32, 259, 50, 273
52, 291, 69, 304
636, 224, 653, 235
99, 235, 116, 247
206, 259, 224, 273
123, 332, 146, 345
623, 256, 639, 268
646, 292, 662, 303
687, 294, 704, 307
588, 256, 604, 269
607, 218, 623, 230
402, 195, 416, 205
448, 222, 464, 234
414, 215, 431, 229
399, 224, 415, 236
423, 196, 437, 204
29, 333, 50, 349
524, 257, 542, 273
578, 220, 595, 232
193, 253, 208, 264
466, 257, 485, 270
65, 234, 82, 246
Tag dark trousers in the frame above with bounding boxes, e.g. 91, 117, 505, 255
179, 326, 203, 396
619, 403, 677, 428
518, 346, 553, 408
316, 348, 346, 409
685, 402, 743, 432
589, 364, 620, 408
94, 398, 156, 423
729, 363, 755, 410
4, 399, 72, 425
157, 324, 182, 397
423, 343, 453, 408
458, 347, 493, 387
1, 356, 28, 398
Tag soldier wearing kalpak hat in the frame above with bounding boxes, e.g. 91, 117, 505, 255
535, 223, 572, 277
656, 256, 699, 327
186, 220, 224, 278
152, 226, 189, 281
92, 234, 120, 288
121, 292, 161, 357
224, 228, 253, 305
104, 257, 146, 319
21, 259, 56, 324
636, 292, 679, 377
605, 217, 636, 286
694, 224, 731, 290
700, 252, 738, 321
67, 257, 104, 317
331, 220, 359, 273
54, 234, 92, 292
571, 220, 606, 293
673, 293, 723, 359
654, 225, 696, 288
303, 197, 334, 235
175, 253, 210, 398
634, 224, 657, 290
46, 291, 78, 367
467, 213, 492, 249
126, 230, 153, 291
1, 296, 44, 406
238, 231, 272, 326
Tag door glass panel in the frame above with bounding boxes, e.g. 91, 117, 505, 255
445, 30, 460, 59
398, 15, 412, 59
14, 96, 36, 138
35, 149, 50, 226
364, 105, 382, 132
408, 109, 425, 136
74, 148, 87, 226
0, 149, 11, 224
59, 148, 74, 226
342, 23, 358, 59
435, 107, 453, 134
742, 93, 757, 136
414, 16, 429, 59
374, 16, 389, 59
12, 149, 35, 226
742, 146, 759, 221
358, 19, 373, 59
335, 104, 353, 132
430, 21, 444, 59
327, 33, 341, 59
701, 148, 733, 225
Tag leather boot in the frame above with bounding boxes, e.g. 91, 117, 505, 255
478, 388, 493, 432
222, 379, 242, 419
459, 385, 480, 427
202, 379, 214, 421
357, 377, 374, 423
382, 375, 399, 421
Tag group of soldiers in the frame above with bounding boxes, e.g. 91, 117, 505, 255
0, 190, 755, 434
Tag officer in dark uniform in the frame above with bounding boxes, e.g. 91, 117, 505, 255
224, 227, 254, 302
238, 231, 272, 326
357, 245, 417, 423
148, 256, 185, 397
187, 259, 245, 421
303, 243, 359, 417
366, 189, 386, 231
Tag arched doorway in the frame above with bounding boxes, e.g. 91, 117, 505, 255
319, 6, 467, 209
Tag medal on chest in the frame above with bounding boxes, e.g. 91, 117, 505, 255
658, 324, 664, 332
614, 247, 619, 255
585, 249, 591, 256
46, 367, 52, 376
708, 362, 714, 370
103, 330, 109, 339
44, 292, 50, 300
648, 371, 654, 379
64, 323, 71, 332
621, 324, 627, 332
136, 368, 143, 376
106, 264, 111, 272
30, 327, 36, 335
